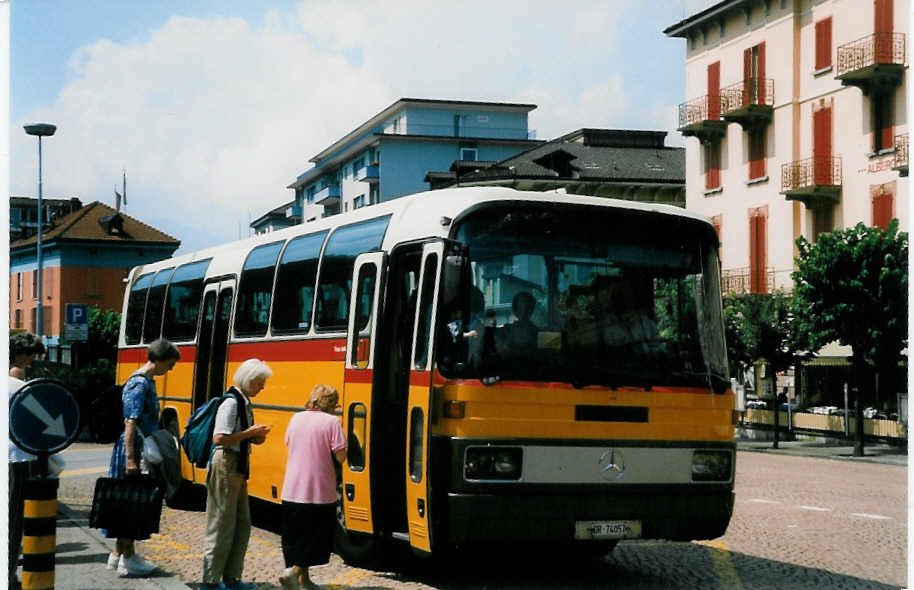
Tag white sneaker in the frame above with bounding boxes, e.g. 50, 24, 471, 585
117, 554, 157, 577
106, 552, 119, 570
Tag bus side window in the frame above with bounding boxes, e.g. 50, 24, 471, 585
142, 268, 174, 343
124, 273, 154, 345
235, 241, 284, 337
315, 216, 390, 331
163, 259, 211, 342
272, 231, 327, 333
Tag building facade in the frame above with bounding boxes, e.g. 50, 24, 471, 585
10, 196, 82, 241
9, 201, 180, 345
278, 98, 542, 224
250, 200, 300, 235
665, 0, 908, 294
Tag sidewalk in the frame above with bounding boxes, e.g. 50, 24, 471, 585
33, 501, 192, 590
736, 435, 908, 467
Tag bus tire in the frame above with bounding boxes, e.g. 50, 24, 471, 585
333, 522, 379, 566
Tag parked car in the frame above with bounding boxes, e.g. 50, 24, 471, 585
746, 399, 767, 409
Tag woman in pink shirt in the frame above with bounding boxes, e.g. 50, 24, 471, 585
279, 384, 346, 590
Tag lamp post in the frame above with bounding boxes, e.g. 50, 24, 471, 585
24, 123, 57, 340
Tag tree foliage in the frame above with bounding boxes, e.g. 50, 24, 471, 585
723, 290, 795, 381
792, 220, 908, 397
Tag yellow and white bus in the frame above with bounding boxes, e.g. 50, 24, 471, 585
116, 186, 734, 559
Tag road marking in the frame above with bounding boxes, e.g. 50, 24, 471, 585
694, 540, 744, 590
850, 512, 891, 520
797, 505, 832, 512
59, 466, 109, 478
747, 498, 781, 504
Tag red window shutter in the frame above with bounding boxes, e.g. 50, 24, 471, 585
707, 61, 720, 120
873, 189, 894, 229
743, 48, 752, 106
749, 130, 766, 179
705, 143, 721, 190
813, 106, 833, 184
756, 43, 766, 105
749, 215, 758, 292
881, 93, 894, 150
816, 18, 832, 70
875, 0, 893, 32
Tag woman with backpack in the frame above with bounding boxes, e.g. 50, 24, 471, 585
105, 338, 180, 577
201, 358, 273, 590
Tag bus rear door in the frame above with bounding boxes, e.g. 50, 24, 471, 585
405, 241, 448, 554
341, 252, 386, 535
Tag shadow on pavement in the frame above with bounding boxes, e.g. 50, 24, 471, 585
356, 539, 899, 590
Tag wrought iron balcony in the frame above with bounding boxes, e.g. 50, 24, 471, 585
893, 134, 908, 177
836, 32, 905, 94
780, 156, 842, 207
357, 163, 379, 183
677, 94, 727, 143
721, 78, 774, 129
722, 267, 775, 295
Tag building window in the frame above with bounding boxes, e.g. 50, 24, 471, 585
16, 272, 22, 301
871, 182, 895, 229
354, 195, 365, 209
872, 92, 893, 152
369, 185, 379, 205
31, 271, 37, 299
749, 207, 767, 294
30, 307, 36, 332
704, 142, 721, 190
14, 309, 22, 329
460, 147, 478, 161
815, 17, 832, 70
749, 128, 766, 180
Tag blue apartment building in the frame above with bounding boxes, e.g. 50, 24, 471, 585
259, 98, 541, 229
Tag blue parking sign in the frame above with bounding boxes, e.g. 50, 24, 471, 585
65, 303, 89, 343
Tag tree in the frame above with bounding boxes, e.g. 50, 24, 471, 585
86, 306, 120, 363
792, 220, 908, 455
723, 291, 795, 384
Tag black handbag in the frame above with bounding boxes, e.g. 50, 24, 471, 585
89, 475, 163, 539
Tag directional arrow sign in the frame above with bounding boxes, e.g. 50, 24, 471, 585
9, 379, 81, 455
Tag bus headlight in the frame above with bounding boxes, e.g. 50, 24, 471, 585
464, 447, 522, 480
691, 450, 732, 482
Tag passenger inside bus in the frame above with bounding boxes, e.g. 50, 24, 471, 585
593, 276, 661, 353
495, 291, 539, 358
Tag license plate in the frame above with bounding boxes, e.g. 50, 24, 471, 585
574, 520, 642, 540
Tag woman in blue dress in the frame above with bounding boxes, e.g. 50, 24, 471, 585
105, 338, 180, 577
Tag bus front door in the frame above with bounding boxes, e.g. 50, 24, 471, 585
405, 241, 446, 554
341, 252, 386, 535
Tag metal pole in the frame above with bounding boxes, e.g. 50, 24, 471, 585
36, 136, 44, 339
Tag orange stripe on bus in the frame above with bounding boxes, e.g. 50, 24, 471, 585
447, 378, 714, 394
410, 372, 432, 387
117, 348, 145, 363
228, 339, 347, 362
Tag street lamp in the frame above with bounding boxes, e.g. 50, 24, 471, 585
24, 123, 57, 340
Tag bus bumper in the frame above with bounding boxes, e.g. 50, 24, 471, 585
443, 487, 734, 544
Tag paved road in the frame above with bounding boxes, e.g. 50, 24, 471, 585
55, 443, 906, 589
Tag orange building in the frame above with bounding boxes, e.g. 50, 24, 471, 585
9, 201, 179, 346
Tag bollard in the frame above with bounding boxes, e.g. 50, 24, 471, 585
21, 476, 58, 590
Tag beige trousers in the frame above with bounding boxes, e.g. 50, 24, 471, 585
202, 449, 251, 584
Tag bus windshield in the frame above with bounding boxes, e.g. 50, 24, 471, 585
440, 203, 729, 392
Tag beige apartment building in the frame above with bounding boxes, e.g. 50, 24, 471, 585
666, 0, 908, 294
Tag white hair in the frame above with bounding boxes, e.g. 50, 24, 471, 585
233, 358, 273, 392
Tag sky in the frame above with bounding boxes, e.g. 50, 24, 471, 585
9, 0, 716, 254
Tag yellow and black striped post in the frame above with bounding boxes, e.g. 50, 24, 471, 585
21, 476, 58, 590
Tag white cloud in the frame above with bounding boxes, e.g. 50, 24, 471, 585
12, 0, 688, 254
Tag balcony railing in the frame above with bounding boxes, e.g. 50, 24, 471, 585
721, 78, 774, 112
677, 94, 727, 142
678, 94, 723, 127
313, 184, 341, 206
781, 157, 842, 192
722, 267, 775, 294
357, 164, 379, 183
893, 133, 908, 176
836, 32, 905, 80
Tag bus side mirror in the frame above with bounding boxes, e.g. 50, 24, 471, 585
441, 254, 467, 308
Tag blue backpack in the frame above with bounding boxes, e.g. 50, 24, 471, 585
180, 391, 244, 468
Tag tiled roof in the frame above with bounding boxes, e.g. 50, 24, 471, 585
9, 201, 180, 249
459, 140, 685, 184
